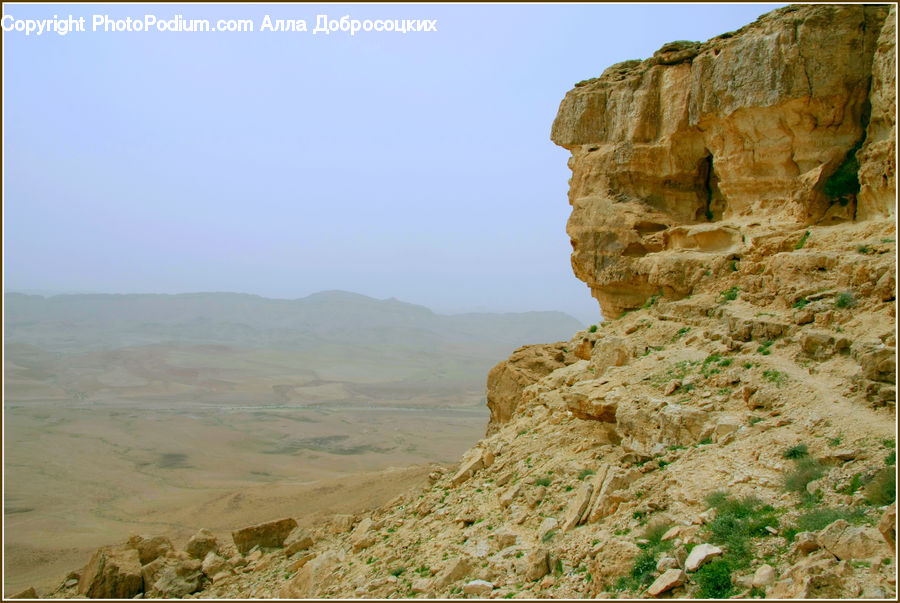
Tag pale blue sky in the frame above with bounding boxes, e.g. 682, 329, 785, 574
3, 3, 782, 323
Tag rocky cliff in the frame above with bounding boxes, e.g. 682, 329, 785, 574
550, 3, 894, 318
40, 5, 896, 600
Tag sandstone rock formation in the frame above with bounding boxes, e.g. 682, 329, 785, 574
551, 4, 894, 318
485, 342, 575, 434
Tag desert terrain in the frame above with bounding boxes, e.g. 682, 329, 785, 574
3, 291, 582, 594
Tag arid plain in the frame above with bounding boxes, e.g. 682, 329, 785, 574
3, 291, 583, 594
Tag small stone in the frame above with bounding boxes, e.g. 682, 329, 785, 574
752, 564, 776, 588
656, 556, 679, 573
661, 525, 682, 541
463, 579, 494, 595
289, 552, 316, 572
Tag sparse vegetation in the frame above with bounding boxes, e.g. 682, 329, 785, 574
865, 468, 896, 506
793, 297, 810, 309
784, 457, 824, 496
578, 468, 595, 481
835, 291, 856, 309
615, 522, 674, 592
782, 506, 870, 541
694, 558, 735, 598
694, 492, 780, 598
763, 369, 787, 387
533, 476, 552, 487
795, 230, 811, 249
672, 326, 691, 341
783, 443, 809, 459
756, 339, 774, 355
719, 286, 740, 302
858, 245, 871, 254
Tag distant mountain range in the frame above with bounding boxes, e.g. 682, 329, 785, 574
4, 290, 584, 355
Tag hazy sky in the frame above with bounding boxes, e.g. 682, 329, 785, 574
3, 3, 781, 323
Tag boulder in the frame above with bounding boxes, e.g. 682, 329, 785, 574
879, 502, 896, 551
562, 482, 594, 531
433, 557, 473, 589
752, 564, 777, 588
279, 550, 341, 598
127, 534, 173, 565
450, 447, 487, 486
647, 569, 685, 596
78, 545, 143, 599
819, 520, 891, 560
486, 342, 574, 434
9, 587, 38, 599
232, 517, 298, 555
201, 551, 231, 580
145, 556, 203, 598
794, 531, 820, 553
184, 528, 218, 560
284, 526, 315, 556
494, 526, 518, 549
684, 543, 723, 572
518, 548, 549, 581
656, 556, 679, 573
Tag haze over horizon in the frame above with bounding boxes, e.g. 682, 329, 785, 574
4, 3, 782, 325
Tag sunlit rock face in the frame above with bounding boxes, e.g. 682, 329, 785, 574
551, 4, 894, 318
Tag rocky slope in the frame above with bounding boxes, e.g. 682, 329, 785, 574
32, 4, 896, 600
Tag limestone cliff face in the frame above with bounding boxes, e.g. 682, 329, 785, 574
551, 4, 895, 318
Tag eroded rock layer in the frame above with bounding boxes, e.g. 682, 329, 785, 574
551, 4, 895, 318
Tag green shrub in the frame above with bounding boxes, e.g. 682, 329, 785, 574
757, 340, 774, 355
795, 230, 811, 250
837, 472, 864, 495
763, 369, 787, 386
589, 324, 598, 333
783, 443, 809, 459
533, 476, 552, 487
629, 550, 658, 586
782, 506, 869, 541
793, 297, 810, 309
694, 558, 735, 598
887, 450, 896, 466
542, 529, 556, 543
827, 434, 844, 447
865, 468, 896, 506
639, 522, 673, 550
858, 245, 871, 254
719, 287, 740, 302
784, 457, 824, 494
835, 291, 856, 309
578, 468, 595, 481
